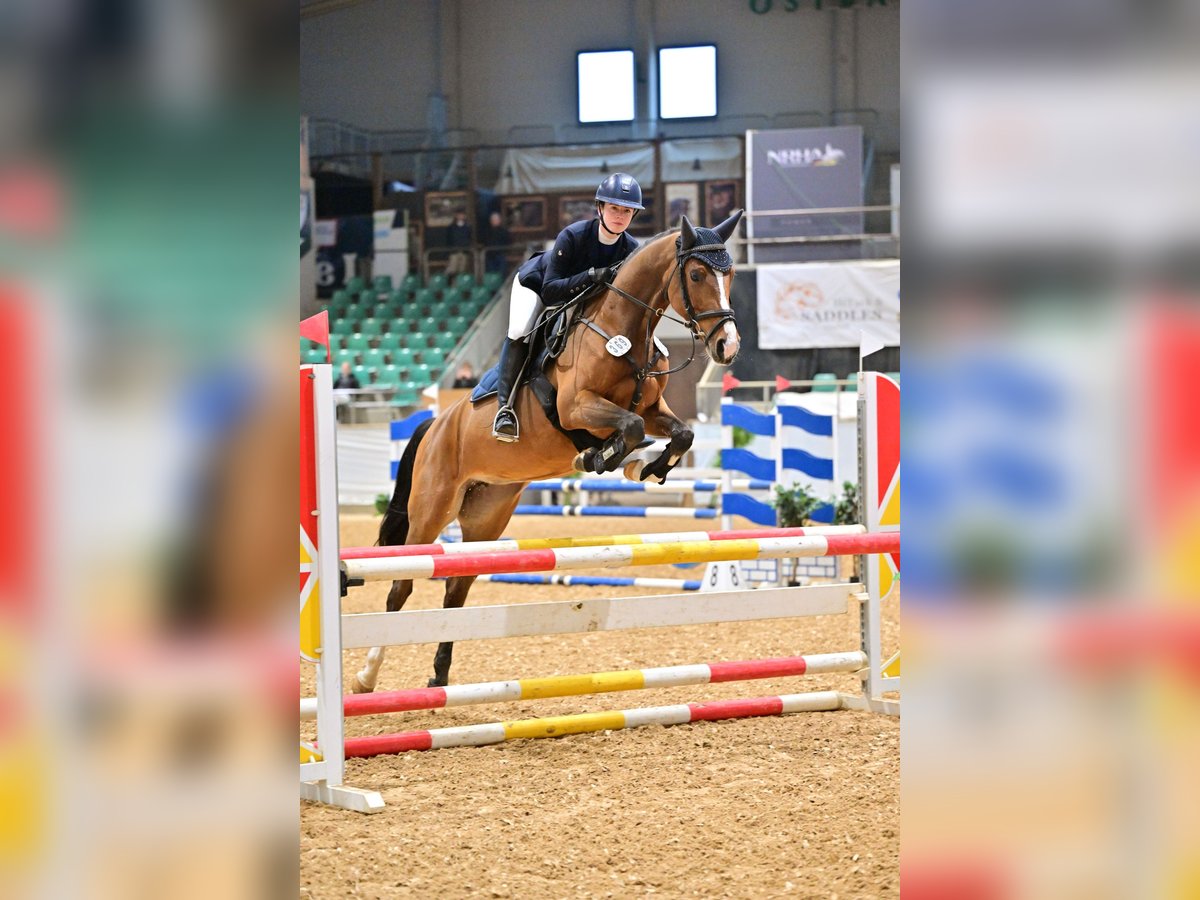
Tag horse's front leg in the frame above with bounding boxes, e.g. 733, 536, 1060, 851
561, 389, 646, 474
626, 396, 694, 483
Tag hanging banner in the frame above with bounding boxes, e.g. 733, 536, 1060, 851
747, 125, 863, 263
756, 260, 899, 349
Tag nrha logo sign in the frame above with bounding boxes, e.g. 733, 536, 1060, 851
766, 143, 846, 168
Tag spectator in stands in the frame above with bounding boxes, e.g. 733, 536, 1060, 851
482, 210, 511, 274
491, 173, 643, 442
451, 363, 478, 389
333, 361, 360, 390
444, 210, 473, 276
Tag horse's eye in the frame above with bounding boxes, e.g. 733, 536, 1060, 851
689, 269, 704, 283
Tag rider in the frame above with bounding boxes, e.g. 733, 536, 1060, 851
491, 172, 644, 442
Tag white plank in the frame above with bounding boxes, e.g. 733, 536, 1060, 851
341, 583, 856, 650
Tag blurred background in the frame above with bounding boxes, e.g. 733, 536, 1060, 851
0, 0, 296, 898
905, 1, 1200, 897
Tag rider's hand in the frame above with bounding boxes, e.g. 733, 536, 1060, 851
589, 266, 614, 285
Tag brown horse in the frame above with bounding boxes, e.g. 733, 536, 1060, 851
353, 211, 743, 692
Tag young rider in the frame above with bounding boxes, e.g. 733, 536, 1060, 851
491, 172, 644, 442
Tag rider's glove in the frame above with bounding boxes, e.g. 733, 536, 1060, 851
589, 266, 615, 285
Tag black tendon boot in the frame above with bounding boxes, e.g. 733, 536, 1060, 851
491, 337, 528, 442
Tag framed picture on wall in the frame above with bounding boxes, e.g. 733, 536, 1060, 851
664, 182, 701, 229
425, 191, 470, 229
501, 196, 547, 233
628, 192, 657, 236
704, 180, 740, 225
557, 194, 596, 229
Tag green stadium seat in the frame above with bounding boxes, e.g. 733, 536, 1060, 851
362, 348, 387, 368
409, 364, 432, 385
376, 334, 403, 353
358, 318, 384, 337
390, 348, 415, 368
344, 276, 366, 294
413, 288, 435, 307
344, 304, 364, 321
353, 364, 373, 384
390, 388, 419, 408
334, 349, 358, 368
372, 275, 393, 292
374, 365, 401, 389
400, 273, 421, 292
482, 272, 504, 291
812, 372, 839, 392
330, 288, 352, 306
344, 334, 370, 352
449, 316, 470, 334
373, 301, 401, 322
453, 273, 475, 290
302, 348, 326, 365
427, 273, 449, 294
331, 318, 356, 335
433, 332, 459, 353
420, 349, 446, 370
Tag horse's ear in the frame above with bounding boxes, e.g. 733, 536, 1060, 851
712, 208, 745, 243
679, 216, 698, 251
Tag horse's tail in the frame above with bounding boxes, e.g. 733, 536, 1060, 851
377, 416, 434, 547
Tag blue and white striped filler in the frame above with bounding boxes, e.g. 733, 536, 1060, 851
719, 400, 836, 526
525, 479, 772, 493
476, 573, 702, 590
719, 448, 834, 483
388, 409, 435, 479
513, 505, 718, 519
719, 402, 833, 437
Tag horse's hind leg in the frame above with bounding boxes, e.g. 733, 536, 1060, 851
352, 481, 468, 693
427, 481, 525, 687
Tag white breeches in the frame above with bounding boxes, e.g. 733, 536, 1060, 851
507, 277, 543, 341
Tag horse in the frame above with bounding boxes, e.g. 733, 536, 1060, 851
353, 210, 744, 692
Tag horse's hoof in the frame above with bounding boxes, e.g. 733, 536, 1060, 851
427, 677, 447, 688
350, 672, 375, 694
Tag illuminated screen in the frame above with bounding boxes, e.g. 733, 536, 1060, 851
577, 50, 635, 123
658, 45, 717, 119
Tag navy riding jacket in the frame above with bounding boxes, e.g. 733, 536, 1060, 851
516, 218, 639, 306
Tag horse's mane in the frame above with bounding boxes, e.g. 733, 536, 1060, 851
621, 228, 678, 268
566, 229, 679, 323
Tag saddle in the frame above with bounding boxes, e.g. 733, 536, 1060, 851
469, 289, 606, 453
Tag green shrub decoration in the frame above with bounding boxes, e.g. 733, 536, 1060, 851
771, 482, 823, 527
834, 481, 859, 526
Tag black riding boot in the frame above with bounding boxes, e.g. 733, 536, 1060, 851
491, 337, 528, 442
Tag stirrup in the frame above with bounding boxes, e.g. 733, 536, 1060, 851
492, 407, 519, 443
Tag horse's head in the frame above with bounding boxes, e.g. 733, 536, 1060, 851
672, 210, 744, 365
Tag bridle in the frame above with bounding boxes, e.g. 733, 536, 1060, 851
673, 241, 737, 348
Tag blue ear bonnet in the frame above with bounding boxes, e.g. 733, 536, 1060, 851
677, 227, 733, 272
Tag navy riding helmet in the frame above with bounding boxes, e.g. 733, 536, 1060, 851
595, 173, 645, 210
